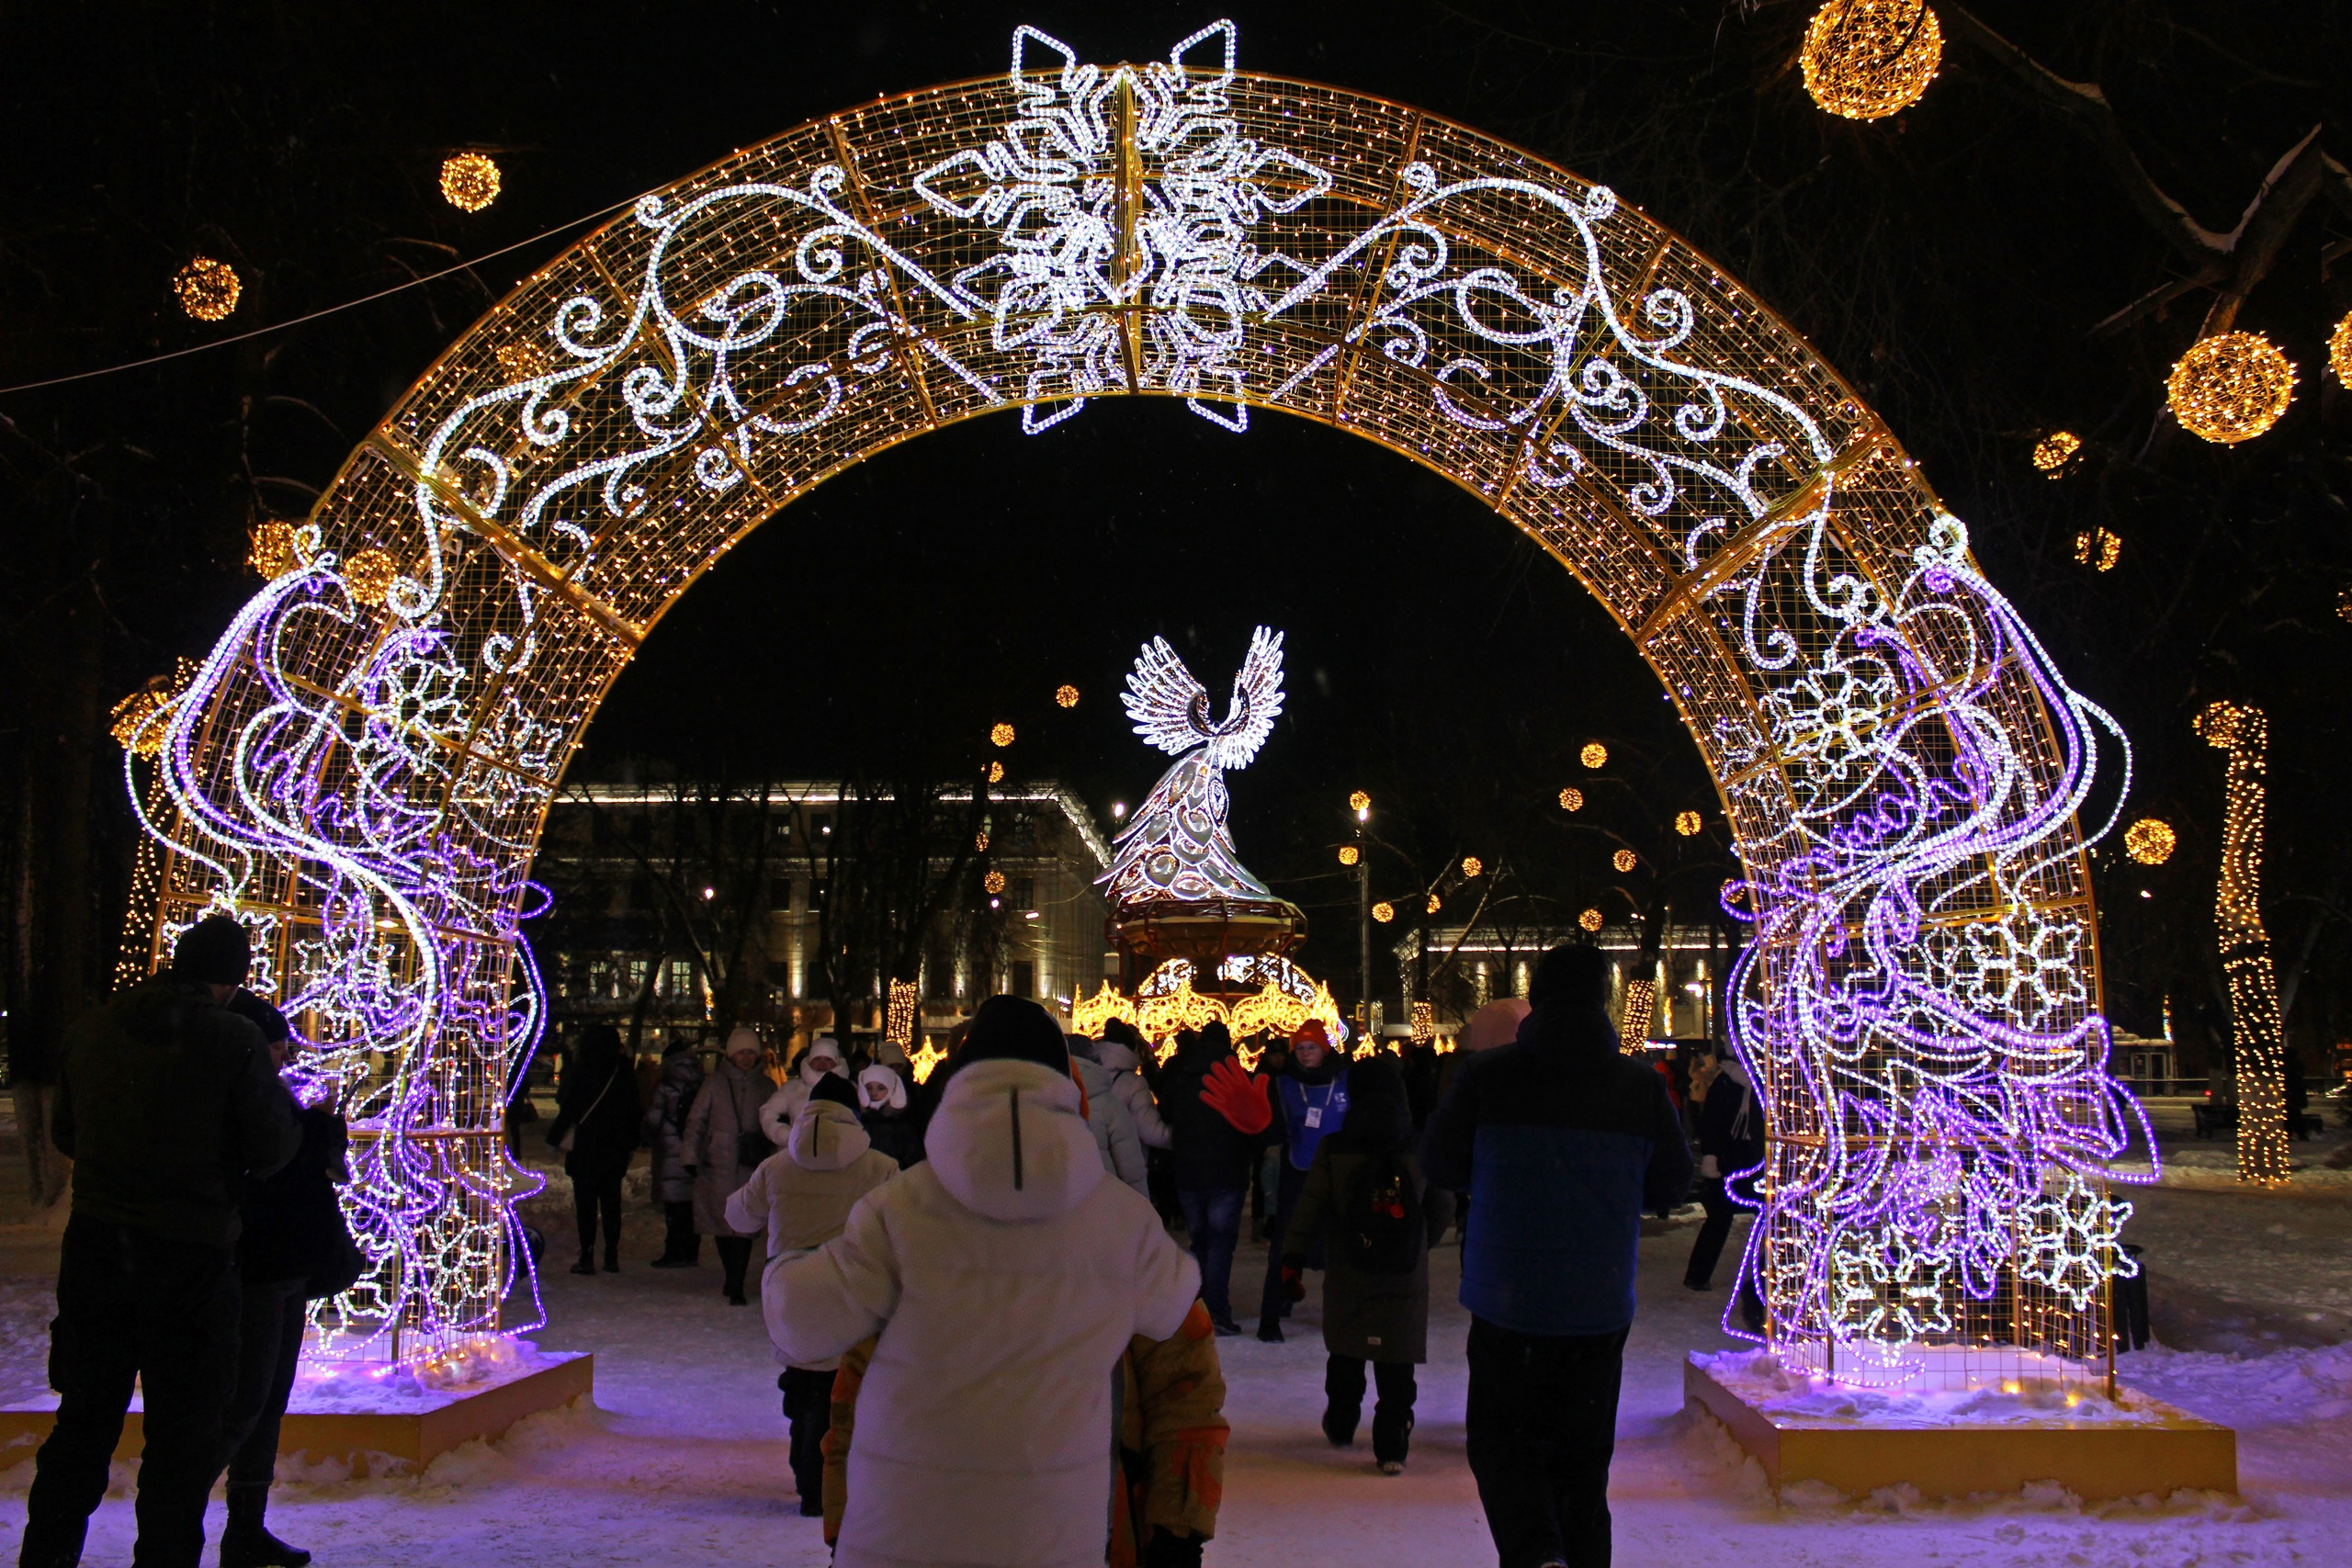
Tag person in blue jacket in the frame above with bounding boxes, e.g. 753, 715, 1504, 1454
1424, 942, 1691, 1568
1254, 1021, 1345, 1341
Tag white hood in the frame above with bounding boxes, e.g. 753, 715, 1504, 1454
1092, 1038, 1140, 1074
788, 1098, 873, 1172
924, 1058, 1101, 1223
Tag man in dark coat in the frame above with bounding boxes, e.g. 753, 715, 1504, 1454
1683, 1052, 1767, 1333
1425, 942, 1692, 1568
20, 916, 301, 1568
1154, 1023, 1270, 1336
217, 992, 352, 1568
547, 1023, 641, 1276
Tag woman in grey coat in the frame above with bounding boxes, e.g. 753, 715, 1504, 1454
643, 1039, 706, 1268
1280, 1055, 1429, 1473
683, 1026, 770, 1304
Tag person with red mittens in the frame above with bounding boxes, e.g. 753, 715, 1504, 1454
1155, 1021, 1270, 1335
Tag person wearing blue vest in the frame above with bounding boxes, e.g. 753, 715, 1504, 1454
1253, 1021, 1345, 1342
1425, 943, 1692, 1568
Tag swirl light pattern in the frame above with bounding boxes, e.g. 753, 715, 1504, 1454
122, 18, 2140, 1383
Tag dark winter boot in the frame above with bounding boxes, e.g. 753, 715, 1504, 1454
220, 1484, 311, 1568
16, 1516, 87, 1568
1321, 1404, 1357, 1448
569, 1254, 596, 1276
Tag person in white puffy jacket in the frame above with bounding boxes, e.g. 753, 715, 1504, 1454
1091, 1021, 1171, 1150
773, 996, 1200, 1568
728, 1073, 898, 1516
758, 1035, 850, 1148
1068, 1034, 1149, 1198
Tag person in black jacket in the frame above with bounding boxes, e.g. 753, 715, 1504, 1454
546, 1024, 641, 1276
20, 916, 301, 1568
1425, 942, 1692, 1568
217, 993, 353, 1568
1155, 1022, 1271, 1336
1683, 1052, 1767, 1333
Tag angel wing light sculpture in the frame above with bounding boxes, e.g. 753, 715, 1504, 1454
1100, 626, 1285, 908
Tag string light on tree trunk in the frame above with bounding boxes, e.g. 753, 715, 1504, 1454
2122, 818, 2175, 866
1621, 976, 1657, 1043
2196, 700, 2290, 1183
2072, 527, 2121, 571
2166, 332, 2296, 445
2031, 431, 2082, 475
439, 152, 503, 212
1579, 742, 1608, 769
172, 256, 241, 321
886, 979, 918, 1053
1055, 683, 1080, 707
1800, 0, 1943, 121
1557, 786, 1584, 811
1674, 809, 1702, 836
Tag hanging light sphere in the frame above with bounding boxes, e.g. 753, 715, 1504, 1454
2336, 586, 2352, 625
1578, 907, 1604, 932
2166, 332, 2296, 445
2332, 310, 2352, 389
986, 760, 1004, 784
1800, 0, 1943, 121
172, 256, 241, 321
2032, 431, 2082, 475
1558, 786, 1585, 811
974, 830, 989, 852
1425, 893, 1442, 915
1371, 900, 1396, 924
2194, 699, 2247, 747
1611, 848, 1638, 874
983, 870, 1007, 895
1348, 790, 1371, 813
1054, 683, 1080, 708
344, 548, 398, 607
1579, 742, 1608, 770
1673, 809, 1702, 837
989, 721, 1015, 747
1338, 845, 1360, 867
109, 688, 174, 758
248, 520, 303, 579
1461, 855, 1484, 878
495, 341, 551, 382
2123, 818, 2177, 866
439, 152, 502, 212
2073, 527, 2121, 572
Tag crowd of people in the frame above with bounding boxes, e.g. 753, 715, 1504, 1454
22, 925, 1764, 1568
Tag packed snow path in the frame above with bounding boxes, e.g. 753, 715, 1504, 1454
5, 1129, 2350, 1566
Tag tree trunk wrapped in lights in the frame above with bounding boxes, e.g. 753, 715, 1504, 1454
2197, 701, 2290, 1183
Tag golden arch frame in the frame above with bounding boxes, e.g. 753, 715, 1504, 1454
121, 19, 2147, 1379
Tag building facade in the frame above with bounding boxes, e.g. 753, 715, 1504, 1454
1394, 919, 1741, 1042
532, 780, 1114, 1056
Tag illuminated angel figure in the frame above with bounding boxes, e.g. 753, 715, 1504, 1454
1100, 626, 1285, 909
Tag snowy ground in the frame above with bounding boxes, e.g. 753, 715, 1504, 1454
3, 1115, 2348, 1566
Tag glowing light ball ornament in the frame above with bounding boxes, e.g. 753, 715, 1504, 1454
1371, 900, 1395, 923
1578, 908, 1603, 932
973, 830, 989, 852
2122, 818, 2175, 866
1425, 893, 1442, 914
2333, 310, 2352, 389
2337, 587, 2352, 626
987, 761, 1004, 784
495, 341, 550, 381
173, 256, 241, 321
2032, 432, 2081, 476
2167, 332, 2295, 445
1349, 790, 1371, 814
1055, 683, 1080, 707
989, 722, 1015, 747
344, 548, 398, 607
1579, 742, 1608, 769
1337, 845, 1359, 866
1461, 856, 1484, 878
1800, 0, 1942, 121
983, 870, 1007, 896
1558, 786, 1584, 811
2196, 702, 2290, 1182
1674, 810, 1702, 836
1611, 848, 1638, 873
248, 521, 306, 580
2073, 528, 2121, 572
439, 152, 502, 212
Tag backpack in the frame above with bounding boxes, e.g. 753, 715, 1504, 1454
1340, 1149, 1423, 1274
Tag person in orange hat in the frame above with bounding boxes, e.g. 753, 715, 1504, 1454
1252, 1019, 1346, 1341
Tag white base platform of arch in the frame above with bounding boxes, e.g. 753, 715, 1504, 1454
0, 1352, 591, 1479
1683, 1352, 2236, 1503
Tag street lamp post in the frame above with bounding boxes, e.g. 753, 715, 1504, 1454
1354, 795, 1371, 1036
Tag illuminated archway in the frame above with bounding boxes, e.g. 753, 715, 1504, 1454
119, 20, 2148, 1381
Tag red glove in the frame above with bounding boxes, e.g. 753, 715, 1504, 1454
1283, 1266, 1306, 1303
1201, 1057, 1272, 1135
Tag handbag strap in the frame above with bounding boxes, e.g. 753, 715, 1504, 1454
578, 1065, 618, 1124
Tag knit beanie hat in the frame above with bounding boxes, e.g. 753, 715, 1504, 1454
808, 1072, 860, 1110
960, 995, 1069, 1073
172, 915, 250, 987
